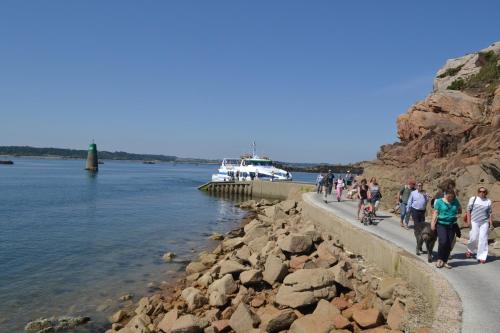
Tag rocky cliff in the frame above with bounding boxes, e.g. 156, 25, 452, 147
362, 41, 500, 225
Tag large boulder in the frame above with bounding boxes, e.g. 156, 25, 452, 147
288, 314, 332, 333
263, 255, 288, 285
170, 315, 208, 333
229, 303, 260, 333
239, 269, 263, 286
275, 268, 337, 308
258, 305, 297, 333
181, 287, 207, 311
219, 260, 248, 275
208, 274, 238, 296
277, 234, 312, 254
157, 309, 178, 333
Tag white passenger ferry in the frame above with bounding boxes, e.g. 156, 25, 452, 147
212, 144, 292, 182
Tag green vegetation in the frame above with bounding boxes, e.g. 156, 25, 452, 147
447, 78, 466, 90
0, 146, 218, 164
447, 50, 500, 94
437, 65, 463, 78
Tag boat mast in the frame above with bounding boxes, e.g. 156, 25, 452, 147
252, 141, 256, 158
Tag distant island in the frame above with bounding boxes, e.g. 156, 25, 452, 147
0, 146, 364, 173
0, 146, 218, 164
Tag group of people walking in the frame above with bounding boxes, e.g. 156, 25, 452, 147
316, 170, 348, 203
397, 179, 493, 267
317, 173, 495, 266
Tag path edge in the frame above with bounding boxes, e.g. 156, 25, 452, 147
302, 193, 463, 333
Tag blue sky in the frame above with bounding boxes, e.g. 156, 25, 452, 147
1, 1, 499, 163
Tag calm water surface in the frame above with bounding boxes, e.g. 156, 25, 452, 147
0, 158, 314, 332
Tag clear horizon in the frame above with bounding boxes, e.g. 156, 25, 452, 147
1, 1, 499, 163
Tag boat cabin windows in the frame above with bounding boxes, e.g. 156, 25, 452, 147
242, 159, 273, 167
223, 159, 241, 166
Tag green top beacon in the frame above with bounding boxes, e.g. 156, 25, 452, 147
85, 142, 98, 172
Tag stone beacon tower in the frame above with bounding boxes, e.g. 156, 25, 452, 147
85, 142, 98, 172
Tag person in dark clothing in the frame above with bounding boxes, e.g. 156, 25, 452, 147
357, 178, 369, 219
323, 170, 334, 203
432, 189, 462, 269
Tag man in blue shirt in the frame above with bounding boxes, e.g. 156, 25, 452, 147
406, 182, 429, 228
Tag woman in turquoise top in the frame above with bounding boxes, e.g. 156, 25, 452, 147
431, 189, 462, 268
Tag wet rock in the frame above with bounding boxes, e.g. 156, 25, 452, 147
25, 316, 91, 333
124, 314, 152, 333
275, 268, 337, 308
210, 233, 224, 241
262, 255, 288, 286
277, 234, 312, 254
229, 303, 260, 333
163, 252, 176, 262
199, 253, 218, 266
120, 294, 134, 302
186, 262, 206, 275
110, 310, 127, 323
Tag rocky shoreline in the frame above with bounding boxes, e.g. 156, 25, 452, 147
100, 198, 432, 333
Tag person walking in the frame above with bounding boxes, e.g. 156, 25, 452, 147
406, 182, 429, 229
316, 173, 324, 194
431, 189, 462, 269
357, 179, 369, 219
399, 180, 416, 228
336, 177, 345, 202
465, 187, 493, 263
368, 180, 382, 215
324, 170, 334, 203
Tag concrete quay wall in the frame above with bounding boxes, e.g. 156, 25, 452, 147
252, 183, 462, 333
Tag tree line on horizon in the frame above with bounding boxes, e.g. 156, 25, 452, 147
0, 146, 364, 172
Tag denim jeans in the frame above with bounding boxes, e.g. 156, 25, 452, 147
400, 203, 410, 225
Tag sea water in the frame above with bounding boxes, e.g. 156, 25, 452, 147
0, 158, 314, 332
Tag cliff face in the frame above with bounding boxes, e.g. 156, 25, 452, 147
363, 42, 500, 223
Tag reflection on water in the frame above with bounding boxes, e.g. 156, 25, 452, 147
0, 159, 249, 332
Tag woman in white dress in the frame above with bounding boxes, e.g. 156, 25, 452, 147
464, 187, 493, 264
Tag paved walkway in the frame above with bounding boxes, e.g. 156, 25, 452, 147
305, 192, 500, 333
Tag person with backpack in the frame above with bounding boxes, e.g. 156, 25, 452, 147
399, 179, 416, 229
464, 187, 493, 264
